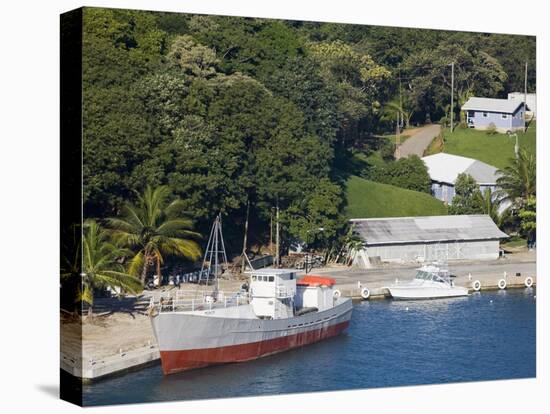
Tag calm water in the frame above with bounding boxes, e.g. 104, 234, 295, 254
82, 289, 536, 406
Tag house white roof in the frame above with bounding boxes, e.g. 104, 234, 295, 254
421, 153, 500, 185
461, 97, 523, 114
350, 215, 508, 245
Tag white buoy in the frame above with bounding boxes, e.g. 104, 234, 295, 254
406, 307, 409, 311
498, 279, 507, 290
360, 287, 370, 300
524, 276, 533, 288
472, 280, 481, 291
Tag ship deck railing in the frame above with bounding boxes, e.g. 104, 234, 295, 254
151, 290, 250, 313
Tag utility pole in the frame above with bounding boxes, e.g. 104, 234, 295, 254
240, 200, 250, 273
399, 66, 403, 128
270, 210, 273, 255
395, 111, 400, 159
275, 200, 280, 267
450, 62, 454, 132
523, 61, 527, 132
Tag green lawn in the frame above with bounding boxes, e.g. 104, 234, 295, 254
501, 235, 527, 250
345, 175, 448, 219
440, 121, 536, 169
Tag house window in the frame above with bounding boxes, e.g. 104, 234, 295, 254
502, 114, 508, 119
482, 112, 488, 118
468, 110, 475, 117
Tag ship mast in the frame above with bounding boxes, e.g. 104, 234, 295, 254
200, 213, 228, 295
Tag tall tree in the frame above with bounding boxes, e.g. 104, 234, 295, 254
496, 149, 536, 208
82, 220, 143, 311
106, 186, 201, 283
518, 196, 536, 248
476, 187, 501, 225
403, 41, 507, 123
449, 173, 484, 215
308, 40, 391, 146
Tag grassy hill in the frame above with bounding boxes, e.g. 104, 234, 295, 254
436, 121, 536, 169
345, 175, 448, 219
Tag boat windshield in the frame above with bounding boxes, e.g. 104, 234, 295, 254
415, 271, 432, 280
415, 270, 448, 283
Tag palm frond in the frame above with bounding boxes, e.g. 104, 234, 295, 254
94, 271, 143, 295
76, 284, 94, 306
161, 237, 202, 261
156, 218, 199, 237
127, 251, 145, 277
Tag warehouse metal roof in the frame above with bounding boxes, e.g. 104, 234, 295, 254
461, 97, 524, 114
350, 215, 508, 245
422, 153, 500, 185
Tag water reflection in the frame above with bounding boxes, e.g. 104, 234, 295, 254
83, 290, 536, 406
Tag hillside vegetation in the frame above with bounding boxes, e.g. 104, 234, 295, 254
345, 175, 448, 219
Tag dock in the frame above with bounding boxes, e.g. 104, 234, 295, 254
61, 345, 159, 381
340, 273, 536, 300
312, 252, 536, 300
62, 254, 535, 380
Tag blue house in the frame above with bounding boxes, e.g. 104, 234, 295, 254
421, 153, 500, 205
462, 97, 526, 133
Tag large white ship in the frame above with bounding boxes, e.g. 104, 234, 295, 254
149, 270, 352, 375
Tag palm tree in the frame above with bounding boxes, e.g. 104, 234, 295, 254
106, 185, 201, 284
381, 96, 413, 129
82, 220, 143, 312
476, 188, 501, 225
495, 149, 536, 208
60, 224, 82, 313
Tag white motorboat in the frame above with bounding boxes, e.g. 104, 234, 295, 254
386, 263, 469, 300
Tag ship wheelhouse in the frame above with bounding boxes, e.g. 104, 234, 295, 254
247, 269, 338, 320
247, 269, 297, 319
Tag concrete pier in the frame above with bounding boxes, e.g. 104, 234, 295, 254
61, 345, 159, 380
314, 255, 536, 300
62, 254, 535, 380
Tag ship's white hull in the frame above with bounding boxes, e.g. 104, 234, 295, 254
150, 297, 353, 374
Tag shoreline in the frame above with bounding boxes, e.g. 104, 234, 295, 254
62, 255, 536, 381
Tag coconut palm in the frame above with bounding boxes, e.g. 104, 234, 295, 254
106, 185, 201, 284
82, 220, 143, 311
60, 224, 83, 313
381, 96, 414, 129
495, 149, 536, 208
476, 188, 501, 225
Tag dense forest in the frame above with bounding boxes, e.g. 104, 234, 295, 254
81, 7, 536, 262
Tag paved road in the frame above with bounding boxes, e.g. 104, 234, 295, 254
396, 124, 441, 158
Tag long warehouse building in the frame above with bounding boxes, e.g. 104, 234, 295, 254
350, 215, 508, 268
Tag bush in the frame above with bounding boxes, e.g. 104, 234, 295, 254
448, 173, 484, 215
486, 122, 497, 135
380, 141, 396, 161
369, 155, 432, 193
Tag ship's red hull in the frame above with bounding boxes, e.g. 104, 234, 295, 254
160, 320, 350, 375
